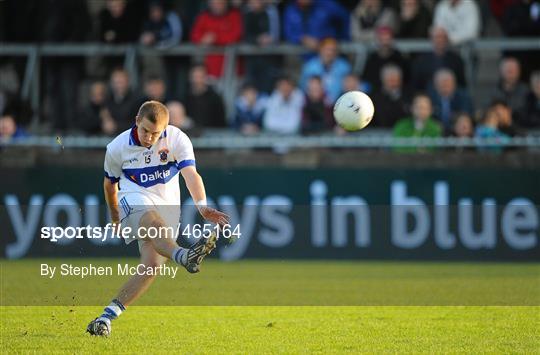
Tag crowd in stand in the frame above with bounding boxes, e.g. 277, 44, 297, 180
1, 0, 539, 151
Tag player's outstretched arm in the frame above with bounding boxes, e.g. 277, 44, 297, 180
181, 166, 230, 226
103, 177, 120, 224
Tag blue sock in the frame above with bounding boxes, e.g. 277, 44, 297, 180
172, 246, 188, 265
100, 299, 125, 321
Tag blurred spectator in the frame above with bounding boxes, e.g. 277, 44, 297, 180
521, 70, 540, 128
475, 106, 510, 152
166, 101, 194, 132
362, 26, 409, 90
263, 76, 305, 134
411, 26, 466, 91
395, 0, 432, 39
491, 99, 524, 137
283, 0, 349, 50
234, 83, 267, 135
371, 64, 411, 128
351, 0, 397, 42
190, 0, 243, 78
79, 81, 115, 135
96, 0, 143, 74
0, 80, 32, 129
39, 0, 90, 131
141, 76, 168, 102
185, 65, 226, 128
341, 73, 371, 95
500, 0, 540, 81
393, 94, 442, 152
450, 112, 474, 138
429, 69, 473, 131
0, 113, 29, 143
490, 57, 529, 125
300, 38, 351, 102
243, 0, 281, 94
106, 68, 138, 133
98, 0, 141, 43
140, 2, 185, 102
140, 0, 189, 97
243, 0, 279, 44
302, 76, 334, 133
140, 1, 182, 48
433, 0, 481, 45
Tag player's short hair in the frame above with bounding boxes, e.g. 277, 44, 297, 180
137, 100, 168, 124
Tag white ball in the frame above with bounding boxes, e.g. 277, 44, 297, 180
333, 91, 375, 131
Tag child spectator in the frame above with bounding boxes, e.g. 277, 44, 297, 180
302, 76, 334, 134
234, 83, 267, 135
0, 113, 28, 142
491, 99, 524, 137
190, 0, 243, 78
475, 106, 510, 152
393, 94, 442, 152
263, 76, 305, 134
450, 112, 474, 138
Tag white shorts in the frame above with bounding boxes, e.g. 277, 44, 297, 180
118, 192, 181, 245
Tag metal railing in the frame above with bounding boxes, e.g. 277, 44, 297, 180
2, 133, 540, 150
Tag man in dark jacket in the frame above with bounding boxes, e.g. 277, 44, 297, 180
371, 64, 411, 128
185, 65, 226, 128
411, 26, 466, 91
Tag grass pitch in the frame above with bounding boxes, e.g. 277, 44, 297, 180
1, 259, 539, 353
1, 306, 538, 353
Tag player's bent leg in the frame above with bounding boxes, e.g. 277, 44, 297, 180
116, 239, 168, 307
139, 210, 179, 259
